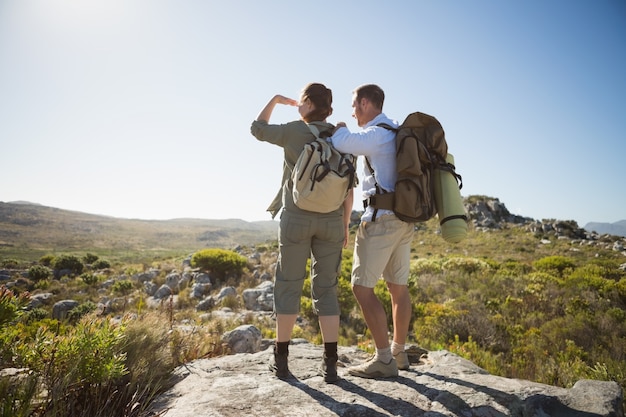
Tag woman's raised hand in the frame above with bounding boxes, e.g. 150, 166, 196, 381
273, 95, 298, 106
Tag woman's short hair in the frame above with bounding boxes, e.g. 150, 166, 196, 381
301, 83, 333, 122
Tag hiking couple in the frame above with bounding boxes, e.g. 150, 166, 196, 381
250, 83, 414, 383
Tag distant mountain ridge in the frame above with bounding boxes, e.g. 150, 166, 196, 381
0, 201, 278, 255
2, 199, 624, 257
584, 220, 626, 237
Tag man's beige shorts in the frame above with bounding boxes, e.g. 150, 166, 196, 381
352, 214, 414, 288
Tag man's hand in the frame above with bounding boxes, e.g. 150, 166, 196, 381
333, 122, 347, 134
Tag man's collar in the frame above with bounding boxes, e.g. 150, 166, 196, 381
363, 113, 387, 128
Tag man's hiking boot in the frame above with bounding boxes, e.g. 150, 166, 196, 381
394, 351, 410, 370
269, 350, 290, 378
348, 357, 398, 379
319, 354, 339, 383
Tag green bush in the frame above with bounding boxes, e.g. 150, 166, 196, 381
497, 259, 532, 277
410, 258, 443, 275
16, 318, 128, 414
28, 264, 52, 282
67, 301, 97, 324
52, 254, 84, 276
0, 286, 29, 328
82, 253, 99, 265
533, 255, 576, 277
39, 254, 55, 266
191, 248, 247, 279
0, 258, 20, 269
22, 308, 49, 323
442, 257, 491, 274
92, 259, 111, 270
0, 369, 38, 417
80, 272, 99, 285
111, 280, 133, 295
2, 311, 179, 417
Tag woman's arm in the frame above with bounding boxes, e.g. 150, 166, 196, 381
256, 95, 298, 122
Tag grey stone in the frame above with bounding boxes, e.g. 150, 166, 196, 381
242, 280, 274, 311
221, 324, 262, 354
148, 343, 623, 417
52, 299, 79, 320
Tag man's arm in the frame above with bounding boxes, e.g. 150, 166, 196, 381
342, 188, 354, 248
331, 125, 387, 156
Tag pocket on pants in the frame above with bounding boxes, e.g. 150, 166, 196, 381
281, 212, 313, 243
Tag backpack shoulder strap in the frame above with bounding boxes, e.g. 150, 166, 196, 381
307, 124, 321, 138
306, 124, 334, 160
366, 122, 398, 177
363, 123, 398, 220
377, 122, 398, 132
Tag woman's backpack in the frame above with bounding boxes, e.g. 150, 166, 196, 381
291, 125, 357, 213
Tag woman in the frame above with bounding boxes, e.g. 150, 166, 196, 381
250, 83, 354, 383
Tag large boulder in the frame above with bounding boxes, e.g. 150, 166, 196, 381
221, 324, 262, 354
148, 343, 624, 417
52, 299, 79, 320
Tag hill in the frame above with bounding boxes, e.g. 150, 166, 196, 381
2, 198, 625, 266
585, 220, 626, 237
0, 201, 278, 262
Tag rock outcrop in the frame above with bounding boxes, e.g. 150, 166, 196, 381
148, 341, 623, 417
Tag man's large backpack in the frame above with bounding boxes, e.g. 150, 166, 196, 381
365, 112, 467, 242
292, 124, 357, 213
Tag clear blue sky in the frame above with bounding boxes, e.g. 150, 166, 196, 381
1, 0, 624, 226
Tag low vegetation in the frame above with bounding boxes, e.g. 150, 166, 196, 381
1, 198, 625, 416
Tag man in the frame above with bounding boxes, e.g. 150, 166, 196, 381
330, 84, 414, 378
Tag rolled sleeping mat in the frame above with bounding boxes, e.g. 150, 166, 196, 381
433, 153, 468, 243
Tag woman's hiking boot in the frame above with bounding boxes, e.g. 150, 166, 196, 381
269, 349, 290, 378
319, 354, 339, 383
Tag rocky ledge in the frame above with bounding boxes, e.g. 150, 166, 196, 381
147, 341, 623, 417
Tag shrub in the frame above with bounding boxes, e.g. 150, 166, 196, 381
22, 308, 49, 323
411, 258, 443, 275
221, 294, 240, 309
447, 335, 505, 376
80, 272, 99, 285
82, 253, 99, 265
413, 302, 464, 346
0, 286, 29, 328
4, 311, 182, 417
497, 260, 532, 277
0, 370, 39, 416
67, 301, 97, 324
191, 249, 247, 280
16, 318, 128, 415
588, 259, 626, 281
28, 264, 51, 282
442, 257, 492, 274
0, 258, 19, 269
52, 254, 84, 276
111, 280, 133, 295
92, 259, 111, 270
533, 256, 575, 277
39, 254, 55, 266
